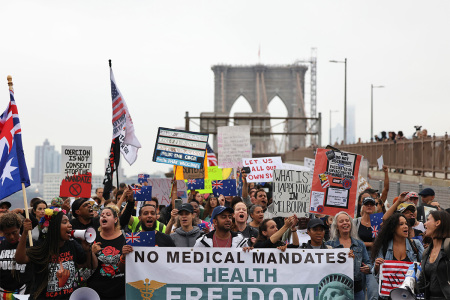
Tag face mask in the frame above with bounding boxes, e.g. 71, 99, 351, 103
408, 218, 416, 227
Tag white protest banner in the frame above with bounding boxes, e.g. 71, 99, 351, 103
272, 169, 311, 218
281, 163, 310, 172
146, 179, 188, 207
61, 146, 92, 176
217, 125, 251, 168
126, 248, 354, 299
304, 157, 315, 171
242, 157, 283, 182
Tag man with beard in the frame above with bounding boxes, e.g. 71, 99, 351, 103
71, 190, 134, 231
194, 206, 248, 248
135, 204, 175, 247
0, 213, 33, 297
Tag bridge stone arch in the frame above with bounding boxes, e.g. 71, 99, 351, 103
212, 64, 308, 148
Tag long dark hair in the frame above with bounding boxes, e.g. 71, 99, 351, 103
27, 211, 65, 298
371, 213, 407, 262
428, 210, 450, 240
255, 219, 273, 242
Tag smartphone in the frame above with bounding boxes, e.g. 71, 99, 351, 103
242, 166, 251, 174
175, 199, 182, 209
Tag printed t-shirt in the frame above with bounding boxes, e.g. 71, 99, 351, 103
0, 239, 33, 294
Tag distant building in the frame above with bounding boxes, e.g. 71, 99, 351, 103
43, 173, 61, 201
331, 105, 355, 144
31, 139, 60, 184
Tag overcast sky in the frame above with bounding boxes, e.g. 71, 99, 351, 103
1, 0, 449, 178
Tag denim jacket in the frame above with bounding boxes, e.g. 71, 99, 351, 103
326, 237, 371, 282
373, 238, 424, 277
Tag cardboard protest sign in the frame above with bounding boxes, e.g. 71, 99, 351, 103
126, 248, 354, 300
310, 148, 362, 217
196, 166, 222, 194
182, 167, 204, 179
357, 174, 370, 194
61, 146, 92, 176
242, 157, 283, 182
272, 169, 311, 218
280, 163, 310, 172
217, 125, 251, 168
147, 178, 171, 206
153, 127, 208, 169
60, 172, 92, 198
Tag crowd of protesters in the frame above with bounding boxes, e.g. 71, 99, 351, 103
0, 166, 449, 300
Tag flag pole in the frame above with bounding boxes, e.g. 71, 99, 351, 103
7, 75, 33, 246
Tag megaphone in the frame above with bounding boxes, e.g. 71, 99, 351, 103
69, 287, 100, 300
390, 262, 422, 300
70, 227, 96, 244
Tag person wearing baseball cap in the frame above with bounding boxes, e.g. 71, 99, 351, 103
194, 206, 248, 248
417, 188, 440, 223
301, 219, 332, 249
170, 203, 202, 247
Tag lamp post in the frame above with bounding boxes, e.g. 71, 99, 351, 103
329, 110, 338, 145
330, 58, 347, 144
371, 84, 385, 142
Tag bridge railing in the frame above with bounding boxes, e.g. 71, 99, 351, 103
283, 134, 450, 179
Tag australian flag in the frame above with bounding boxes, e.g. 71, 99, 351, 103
370, 212, 383, 238
138, 173, 150, 184
212, 179, 237, 197
125, 231, 156, 247
0, 89, 30, 200
187, 179, 204, 190
133, 185, 152, 201
236, 171, 243, 197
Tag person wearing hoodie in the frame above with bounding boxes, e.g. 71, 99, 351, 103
170, 203, 202, 247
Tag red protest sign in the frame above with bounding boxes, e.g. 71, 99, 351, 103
60, 172, 92, 198
309, 149, 362, 218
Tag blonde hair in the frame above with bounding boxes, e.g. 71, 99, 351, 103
98, 204, 121, 232
329, 211, 360, 241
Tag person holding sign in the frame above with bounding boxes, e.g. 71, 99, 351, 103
253, 216, 299, 251
327, 212, 371, 300
418, 210, 450, 299
371, 213, 424, 298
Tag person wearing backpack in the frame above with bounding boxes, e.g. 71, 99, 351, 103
418, 210, 450, 300
371, 213, 424, 299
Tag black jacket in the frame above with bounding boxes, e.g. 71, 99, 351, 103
418, 238, 450, 299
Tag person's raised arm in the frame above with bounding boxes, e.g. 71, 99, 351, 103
242, 173, 249, 199
270, 216, 295, 244
165, 209, 178, 234
382, 191, 408, 221
15, 218, 32, 264
116, 186, 130, 211
119, 188, 135, 228
380, 165, 390, 203
290, 217, 299, 246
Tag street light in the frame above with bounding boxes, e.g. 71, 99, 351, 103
371, 84, 385, 142
330, 58, 347, 144
329, 110, 339, 145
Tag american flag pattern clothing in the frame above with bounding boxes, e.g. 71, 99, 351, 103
125, 231, 155, 247
133, 186, 152, 201
211, 179, 237, 197
379, 260, 414, 297
0, 89, 30, 200
109, 67, 141, 165
206, 143, 217, 167
187, 179, 204, 190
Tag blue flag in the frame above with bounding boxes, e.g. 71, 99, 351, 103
187, 179, 204, 190
138, 173, 150, 184
133, 186, 152, 201
212, 179, 237, 197
125, 231, 156, 247
370, 212, 383, 238
0, 90, 30, 200
236, 171, 243, 197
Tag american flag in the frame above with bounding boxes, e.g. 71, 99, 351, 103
0, 85, 30, 200
187, 179, 204, 190
206, 143, 217, 167
212, 179, 237, 197
134, 186, 152, 201
126, 231, 155, 247
109, 64, 141, 165
379, 260, 414, 297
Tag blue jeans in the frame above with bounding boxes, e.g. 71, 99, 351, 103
365, 273, 379, 300
354, 289, 365, 300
